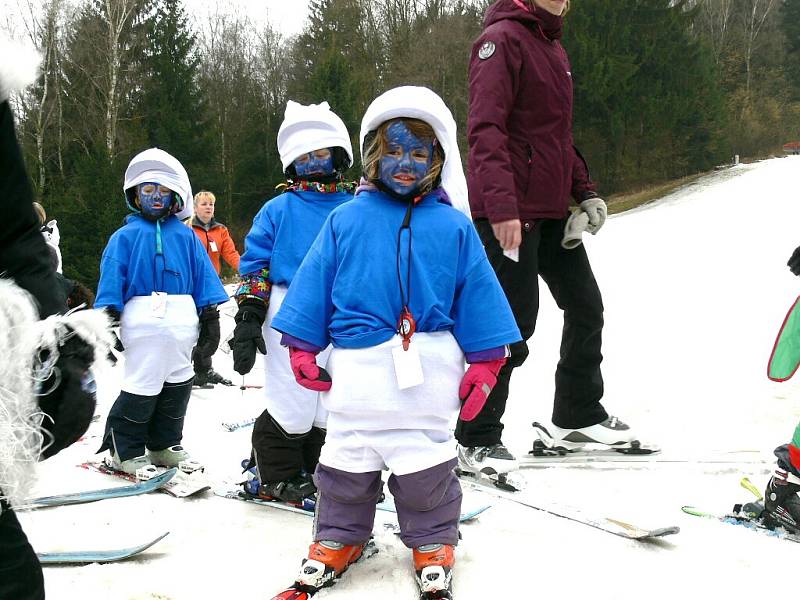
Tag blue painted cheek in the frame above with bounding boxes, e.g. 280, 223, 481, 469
379, 153, 431, 195
294, 153, 334, 177
378, 122, 434, 195
138, 184, 173, 216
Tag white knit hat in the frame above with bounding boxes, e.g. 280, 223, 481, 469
277, 100, 353, 172
123, 148, 193, 221
359, 86, 471, 218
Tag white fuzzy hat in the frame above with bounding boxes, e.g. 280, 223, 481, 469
277, 100, 353, 172
0, 34, 42, 102
123, 148, 193, 221
359, 86, 471, 218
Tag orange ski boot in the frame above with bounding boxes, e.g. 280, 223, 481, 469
413, 543, 455, 599
296, 540, 367, 590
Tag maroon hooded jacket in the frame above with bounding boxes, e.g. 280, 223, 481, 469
467, 0, 597, 223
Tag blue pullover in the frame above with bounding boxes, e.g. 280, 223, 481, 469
238, 190, 354, 284
271, 188, 521, 353
95, 215, 228, 312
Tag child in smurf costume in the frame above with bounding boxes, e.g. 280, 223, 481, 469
229, 100, 355, 504
269, 87, 521, 600
95, 148, 228, 474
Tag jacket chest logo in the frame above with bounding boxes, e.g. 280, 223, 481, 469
478, 41, 496, 60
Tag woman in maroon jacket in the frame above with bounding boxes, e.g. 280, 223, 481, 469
456, 0, 642, 477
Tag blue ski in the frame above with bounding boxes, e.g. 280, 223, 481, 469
37, 532, 170, 564
27, 469, 178, 508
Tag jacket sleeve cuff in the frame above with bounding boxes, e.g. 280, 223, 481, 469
280, 334, 322, 354
575, 190, 599, 203
235, 267, 272, 305
465, 345, 510, 364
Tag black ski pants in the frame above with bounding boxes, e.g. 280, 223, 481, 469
0, 501, 45, 600
249, 409, 326, 483
99, 378, 193, 461
455, 218, 607, 448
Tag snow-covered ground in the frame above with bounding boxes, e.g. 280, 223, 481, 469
20, 155, 800, 599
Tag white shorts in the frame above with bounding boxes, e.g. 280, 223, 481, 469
319, 331, 464, 475
120, 294, 199, 396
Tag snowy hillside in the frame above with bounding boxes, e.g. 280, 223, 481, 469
20, 155, 800, 600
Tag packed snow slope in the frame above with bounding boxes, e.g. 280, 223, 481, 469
21, 155, 800, 600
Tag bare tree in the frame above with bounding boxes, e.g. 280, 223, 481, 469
197, 10, 259, 222
741, 0, 777, 97
98, 0, 139, 159
694, 0, 734, 65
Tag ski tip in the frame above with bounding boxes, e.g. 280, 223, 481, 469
681, 506, 711, 518
647, 525, 680, 538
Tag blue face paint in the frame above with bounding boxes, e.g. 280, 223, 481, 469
137, 182, 174, 221
378, 121, 434, 197
293, 148, 335, 178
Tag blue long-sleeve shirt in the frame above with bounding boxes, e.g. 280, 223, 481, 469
95, 215, 228, 312
238, 190, 354, 285
271, 188, 522, 353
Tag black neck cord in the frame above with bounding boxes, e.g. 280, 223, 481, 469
396, 199, 414, 323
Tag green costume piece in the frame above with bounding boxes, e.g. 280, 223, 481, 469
768, 296, 800, 381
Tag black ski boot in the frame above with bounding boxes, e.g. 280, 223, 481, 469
763, 468, 800, 533
259, 473, 317, 504
206, 369, 233, 386
193, 369, 233, 388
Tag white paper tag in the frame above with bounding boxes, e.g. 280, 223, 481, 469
392, 344, 424, 390
503, 248, 519, 262
209, 240, 218, 252
151, 291, 167, 318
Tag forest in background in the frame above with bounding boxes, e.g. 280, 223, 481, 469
3, 0, 799, 287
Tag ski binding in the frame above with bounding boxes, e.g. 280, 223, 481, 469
530, 421, 660, 457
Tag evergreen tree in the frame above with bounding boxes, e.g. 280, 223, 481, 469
135, 0, 211, 196
567, 0, 724, 191
287, 0, 380, 152
781, 0, 800, 99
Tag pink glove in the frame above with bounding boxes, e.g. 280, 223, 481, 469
458, 359, 505, 421
289, 348, 332, 392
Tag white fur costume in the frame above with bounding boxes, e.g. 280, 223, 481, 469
0, 279, 111, 507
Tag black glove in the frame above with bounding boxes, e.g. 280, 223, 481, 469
228, 300, 267, 375
38, 330, 97, 460
788, 246, 800, 276
197, 306, 221, 356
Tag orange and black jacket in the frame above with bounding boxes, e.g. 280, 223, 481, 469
185, 216, 240, 275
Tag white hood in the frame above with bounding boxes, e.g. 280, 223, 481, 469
359, 86, 471, 218
123, 148, 193, 221
278, 100, 353, 172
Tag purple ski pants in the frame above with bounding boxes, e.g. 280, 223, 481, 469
313, 458, 462, 548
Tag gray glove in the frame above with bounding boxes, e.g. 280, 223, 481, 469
561, 211, 590, 250
580, 198, 607, 234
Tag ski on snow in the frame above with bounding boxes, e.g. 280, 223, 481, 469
37, 532, 170, 564
682, 477, 800, 544
24, 469, 177, 508
79, 461, 210, 498
459, 478, 679, 540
